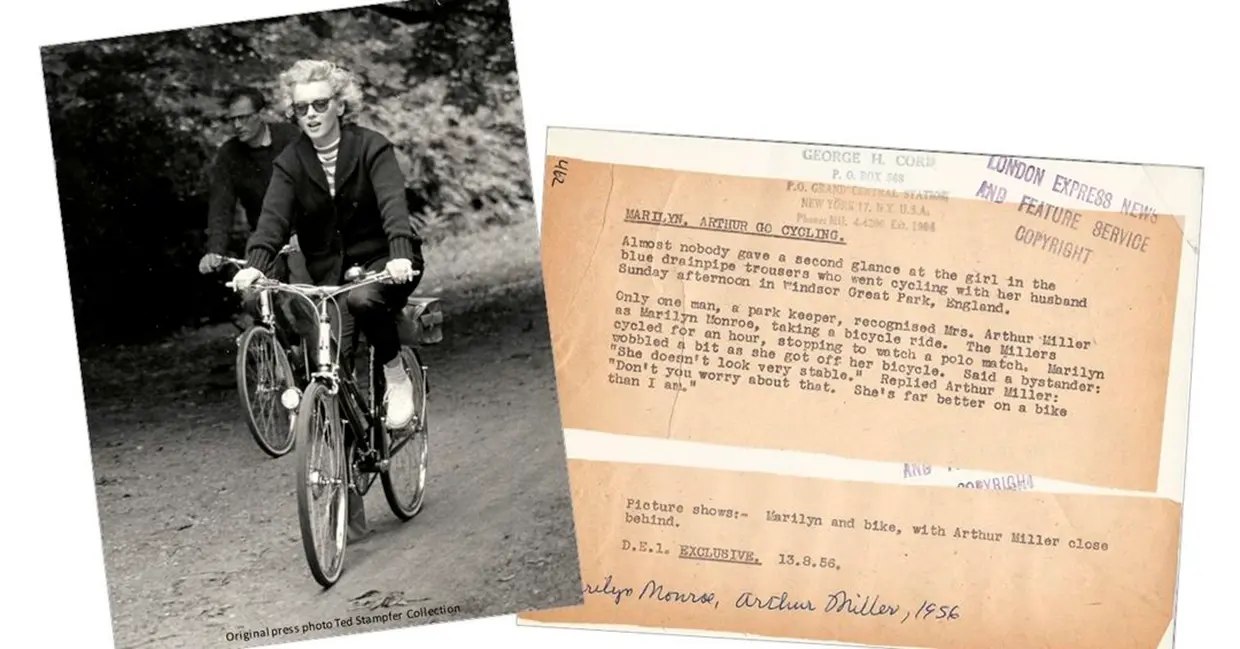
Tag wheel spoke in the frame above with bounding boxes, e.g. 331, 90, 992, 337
242, 331, 294, 455
381, 349, 429, 520
296, 383, 349, 586
310, 399, 342, 572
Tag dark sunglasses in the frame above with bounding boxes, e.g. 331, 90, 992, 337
292, 98, 332, 117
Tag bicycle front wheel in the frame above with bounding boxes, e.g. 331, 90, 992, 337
294, 381, 349, 588
236, 326, 295, 457
381, 347, 429, 521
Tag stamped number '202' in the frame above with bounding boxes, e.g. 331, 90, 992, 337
551, 159, 569, 186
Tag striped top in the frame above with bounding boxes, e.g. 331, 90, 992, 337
314, 137, 341, 196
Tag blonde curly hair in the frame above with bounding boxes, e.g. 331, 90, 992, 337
276, 59, 365, 123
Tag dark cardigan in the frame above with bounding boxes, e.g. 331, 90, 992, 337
245, 123, 421, 284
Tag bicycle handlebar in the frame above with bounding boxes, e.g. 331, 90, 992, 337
215, 243, 299, 269
225, 267, 422, 299
225, 263, 422, 374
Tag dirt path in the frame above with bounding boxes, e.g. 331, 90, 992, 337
82, 275, 582, 649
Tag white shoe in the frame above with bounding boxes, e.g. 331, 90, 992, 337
384, 371, 415, 430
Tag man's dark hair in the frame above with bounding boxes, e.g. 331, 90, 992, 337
223, 86, 267, 112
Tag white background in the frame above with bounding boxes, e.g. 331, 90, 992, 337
3, 1, 1235, 648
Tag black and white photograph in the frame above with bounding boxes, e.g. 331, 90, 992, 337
39, 1, 582, 647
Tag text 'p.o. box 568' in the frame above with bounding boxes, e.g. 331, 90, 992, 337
519, 127, 1202, 649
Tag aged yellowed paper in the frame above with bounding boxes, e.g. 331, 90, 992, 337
538, 131, 1198, 491
532, 459, 1179, 649
519, 128, 1201, 649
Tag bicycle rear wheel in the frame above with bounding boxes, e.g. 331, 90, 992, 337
294, 381, 349, 588
236, 326, 296, 457
381, 347, 429, 521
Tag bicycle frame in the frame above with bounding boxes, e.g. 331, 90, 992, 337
218, 246, 296, 327
272, 265, 432, 588
220, 245, 308, 377
308, 295, 373, 449
231, 266, 424, 474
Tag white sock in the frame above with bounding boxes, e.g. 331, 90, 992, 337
383, 358, 407, 385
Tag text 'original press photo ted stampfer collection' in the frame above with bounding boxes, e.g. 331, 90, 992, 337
38, 3, 584, 648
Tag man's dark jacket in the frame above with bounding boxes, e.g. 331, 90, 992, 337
206, 121, 300, 255
245, 123, 422, 284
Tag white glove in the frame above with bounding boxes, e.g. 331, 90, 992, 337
231, 267, 264, 290
386, 258, 414, 283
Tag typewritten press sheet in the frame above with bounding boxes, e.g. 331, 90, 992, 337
518, 128, 1202, 649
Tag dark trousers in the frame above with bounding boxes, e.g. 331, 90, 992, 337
285, 254, 423, 374
340, 255, 422, 367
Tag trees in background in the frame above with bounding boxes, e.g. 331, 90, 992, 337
41, 0, 530, 343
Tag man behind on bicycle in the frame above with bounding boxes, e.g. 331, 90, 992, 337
230, 60, 424, 431
198, 86, 308, 327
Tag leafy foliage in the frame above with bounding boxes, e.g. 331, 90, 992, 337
41, 0, 530, 345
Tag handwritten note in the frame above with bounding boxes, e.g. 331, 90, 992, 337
525, 460, 1179, 649
537, 131, 1200, 491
